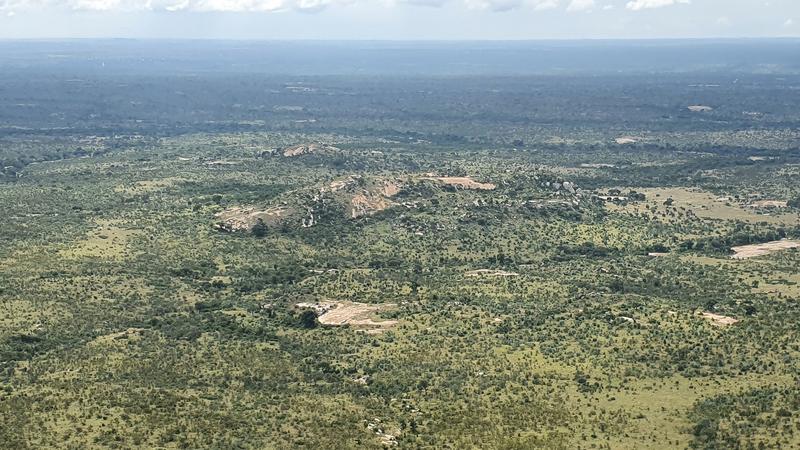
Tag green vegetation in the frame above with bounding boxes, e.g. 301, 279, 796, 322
1, 49, 800, 449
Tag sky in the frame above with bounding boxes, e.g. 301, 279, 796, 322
0, 0, 797, 39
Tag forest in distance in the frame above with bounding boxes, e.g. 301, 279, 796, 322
1, 39, 800, 449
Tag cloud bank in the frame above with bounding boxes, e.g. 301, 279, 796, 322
0, 0, 340, 12
0, 0, 695, 13
0, 0, 580, 12
625, 0, 689, 11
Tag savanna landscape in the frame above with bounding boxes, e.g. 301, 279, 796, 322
1, 40, 799, 449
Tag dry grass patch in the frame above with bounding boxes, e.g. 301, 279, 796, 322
607, 187, 800, 225
114, 177, 186, 195
214, 206, 294, 232
747, 200, 788, 209
59, 220, 141, 260
420, 175, 496, 190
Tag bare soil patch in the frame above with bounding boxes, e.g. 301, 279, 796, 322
731, 240, 800, 259
296, 301, 397, 330
465, 269, 519, 277
700, 312, 739, 327
580, 163, 616, 169
748, 200, 788, 209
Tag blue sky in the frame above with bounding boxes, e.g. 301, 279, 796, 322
0, 0, 797, 39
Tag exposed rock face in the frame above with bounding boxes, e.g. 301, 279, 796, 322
214, 206, 293, 232
214, 176, 406, 233
282, 142, 341, 157
350, 194, 394, 219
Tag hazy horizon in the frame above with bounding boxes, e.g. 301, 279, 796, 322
2, 38, 799, 77
1, 0, 798, 40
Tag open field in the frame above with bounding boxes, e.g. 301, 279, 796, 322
606, 187, 800, 225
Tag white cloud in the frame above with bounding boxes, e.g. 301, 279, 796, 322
785, 18, 794, 27
566, 0, 592, 12
0, 0, 569, 12
625, 0, 688, 11
532, 0, 558, 10
0, 0, 704, 14
0, 0, 341, 11
408, 0, 553, 11
396, 0, 448, 7
465, 0, 523, 11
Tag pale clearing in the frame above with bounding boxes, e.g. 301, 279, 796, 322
465, 269, 519, 277
59, 220, 141, 260
421, 176, 496, 190
350, 194, 394, 218
700, 312, 739, 327
606, 187, 800, 225
214, 206, 293, 232
748, 200, 788, 209
731, 240, 800, 259
283, 142, 340, 157
297, 301, 398, 329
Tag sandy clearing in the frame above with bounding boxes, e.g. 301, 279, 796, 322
731, 239, 800, 259
700, 312, 739, 327
748, 200, 788, 209
296, 301, 398, 329
580, 163, 616, 169
465, 269, 519, 277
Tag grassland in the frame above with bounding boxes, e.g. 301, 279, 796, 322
2, 67, 800, 449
